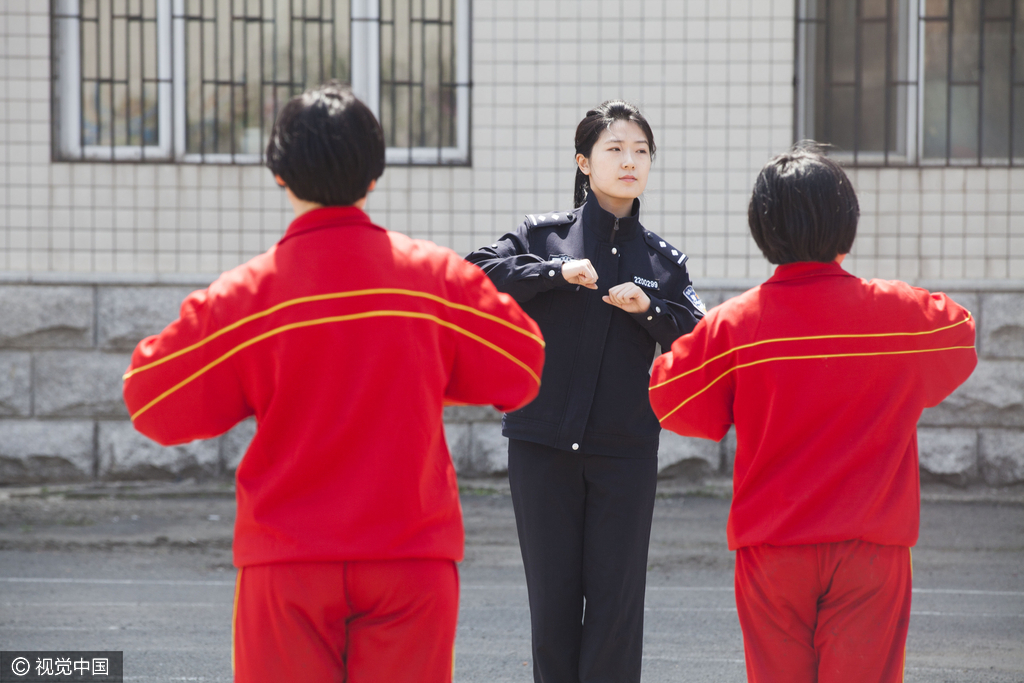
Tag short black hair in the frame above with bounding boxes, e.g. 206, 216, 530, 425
747, 141, 859, 265
265, 81, 385, 206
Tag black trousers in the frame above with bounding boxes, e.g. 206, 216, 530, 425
507, 438, 659, 683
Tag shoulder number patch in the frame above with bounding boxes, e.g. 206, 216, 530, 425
684, 285, 707, 314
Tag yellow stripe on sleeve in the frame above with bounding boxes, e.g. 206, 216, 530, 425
129, 310, 541, 422
656, 345, 976, 423
649, 314, 974, 391
123, 288, 544, 380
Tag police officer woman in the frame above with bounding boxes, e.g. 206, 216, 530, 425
466, 101, 706, 683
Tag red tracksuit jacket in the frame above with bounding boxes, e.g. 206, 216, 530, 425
123, 206, 545, 567
649, 261, 976, 550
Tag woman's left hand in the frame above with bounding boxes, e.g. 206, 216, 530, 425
602, 283, 651, 314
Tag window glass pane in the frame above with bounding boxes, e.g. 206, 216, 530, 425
830, 0, 858, 84
985, 0, 1012, 18
860, 21, 890, 152
863, 0, 888, 19
950, 84, 980, 158
982, 19, 1012, 160
811, 10, 829, 139
925, 0, 949, 17
829, 85, 858, 150
951, 0, 981, 82
923, 20, 950, 158
1015, 0, 1024, 79
1013, 86, 1024, 160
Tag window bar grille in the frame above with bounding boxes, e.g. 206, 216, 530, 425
1011, 0, 1016, 164
447, 0, 456, 152
853, 0, 861, 163
385, 0, 394, 148
229, 0, 234, 157
419, 0, 426, 150
70, 1, 162, 158
82, 4, 90, 154
977, 0, 982, 166
796, 0, 921, 166
261, 0, 267, 151
379, 0, 460, 162
884, 0, 892, 165
822, 0, 833, 148
57, 0, 464, 164
108, 0, 113, 156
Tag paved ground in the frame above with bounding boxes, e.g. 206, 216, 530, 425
0, 478, 1021, 682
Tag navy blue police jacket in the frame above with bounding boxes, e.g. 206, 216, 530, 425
466, 198, 705, 458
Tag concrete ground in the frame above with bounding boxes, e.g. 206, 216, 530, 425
0, 477, 1021, 682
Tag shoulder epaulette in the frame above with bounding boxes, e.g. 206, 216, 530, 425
525, 210, 577, 229
644, 230, 688, 266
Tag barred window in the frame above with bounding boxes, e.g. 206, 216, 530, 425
51, 0, 471, 165
796, 0, 1024, 166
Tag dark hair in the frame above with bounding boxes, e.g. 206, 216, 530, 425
573, 101, 656, 208
747, 141, 859, 265
266, 81, 385, 206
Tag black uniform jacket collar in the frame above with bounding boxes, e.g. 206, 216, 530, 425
582, 197, 642, 242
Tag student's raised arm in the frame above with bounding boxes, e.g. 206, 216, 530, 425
442, 253, 546, 412
649, 313, 735, 442
122, 279, 253, 446
912, 289, 978, 407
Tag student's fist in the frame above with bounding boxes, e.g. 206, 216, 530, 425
603, 282, 650, 313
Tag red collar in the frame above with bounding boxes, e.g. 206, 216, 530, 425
766, 260, 853, 284
278, 205, 379, 245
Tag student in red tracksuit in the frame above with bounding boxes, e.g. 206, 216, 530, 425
649, 143, 977, 683
122, 83, 545, 683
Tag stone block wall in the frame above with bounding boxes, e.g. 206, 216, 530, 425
0, 278, 1020, 486
0, 277, 254, 483
917, 288, 1024, 486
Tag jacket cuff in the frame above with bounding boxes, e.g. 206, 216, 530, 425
632, 295, 668, 327
539, 260, 568, 286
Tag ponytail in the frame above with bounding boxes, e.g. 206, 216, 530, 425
574, 167, 590, 208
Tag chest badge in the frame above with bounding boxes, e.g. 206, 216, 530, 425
633, 275, 660, 290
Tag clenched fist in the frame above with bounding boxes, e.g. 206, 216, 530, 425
602, 282, 651, 314
562, 259, 599, 289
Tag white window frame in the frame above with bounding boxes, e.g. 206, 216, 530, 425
54, 0, 174, 161
54, 0, 471, 165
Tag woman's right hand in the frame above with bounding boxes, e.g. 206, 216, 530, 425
562, 259, 599, 289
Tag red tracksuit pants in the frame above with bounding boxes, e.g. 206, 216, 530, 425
734, 540, 912, 683
233, 559, 459, 683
